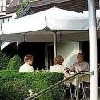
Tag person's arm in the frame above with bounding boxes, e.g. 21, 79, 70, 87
85, 62, 90, 71
82, 62, 90, 72
70, 63, 77, 72
29, 66, 34, 72
70, 66, 75, 72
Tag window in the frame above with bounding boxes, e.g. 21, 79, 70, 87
0, 0, 6, 12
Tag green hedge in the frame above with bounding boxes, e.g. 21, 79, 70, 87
0, 52, 10, 70
0, 40, 10, 70
7, 55, 23, 70
0, 71, 64, 100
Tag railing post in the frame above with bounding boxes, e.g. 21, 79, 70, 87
76, 74, 79, 100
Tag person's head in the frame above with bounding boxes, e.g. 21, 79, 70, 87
77, 53, 84, 63
24, 54, 34, 65
54, 55, 64, 65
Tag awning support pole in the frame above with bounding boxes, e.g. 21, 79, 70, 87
54, 31, 57, 59
88, 0, 98, 100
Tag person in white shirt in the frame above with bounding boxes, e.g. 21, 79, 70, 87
19, 54, 34, 72
50, 55, 65, 73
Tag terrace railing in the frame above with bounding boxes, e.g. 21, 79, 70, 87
25, 72, 90, 100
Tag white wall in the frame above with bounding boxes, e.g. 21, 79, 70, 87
0, 13, 17, 50
57, 42, 81, 68
0, 13, 17, 31
45, 42, 81, 69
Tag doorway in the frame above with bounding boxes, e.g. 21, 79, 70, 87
48, 45, 54, 69
3, 42, 45, 70
18, 42, 45, 70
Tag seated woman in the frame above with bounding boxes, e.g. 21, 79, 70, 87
50, 55, 65, 73
19, 54, 34, 72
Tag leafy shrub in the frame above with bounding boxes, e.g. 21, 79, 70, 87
16, 0, 42, 17
0, 40, 10, 70
7, 55, 23, 70
16, 1, 29, 17
0, 52, 10, 70
0, 81, 28, 100
0, 71, 64, 100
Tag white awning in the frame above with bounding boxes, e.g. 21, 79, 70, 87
1, 7, 91, 42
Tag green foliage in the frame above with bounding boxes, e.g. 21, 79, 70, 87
0, 71, 64, 100
0, 52, 10, 70
16, 1, 29, 17
0, 81, 29, 100
16, 0, 42, 17
0, 40, 10, 70
7, 55, 23, 70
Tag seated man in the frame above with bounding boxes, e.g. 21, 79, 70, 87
19, 54, 34, 72
69, 53, 89, 99
70, 53, 89, 72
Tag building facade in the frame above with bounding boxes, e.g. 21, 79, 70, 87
1, 0, 91, 70
0, 0, 6, 16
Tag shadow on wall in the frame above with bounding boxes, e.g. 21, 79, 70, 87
63, 53, 77, 68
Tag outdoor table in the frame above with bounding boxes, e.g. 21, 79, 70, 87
67, 72, 90, 86
64, 72, 90, 100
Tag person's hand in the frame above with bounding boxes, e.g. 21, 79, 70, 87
65, 68, 70, 73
